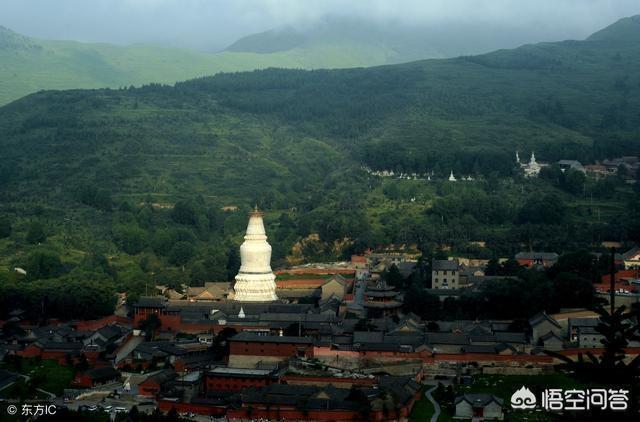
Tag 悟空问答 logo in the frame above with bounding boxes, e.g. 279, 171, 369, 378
511, 386, 537, 409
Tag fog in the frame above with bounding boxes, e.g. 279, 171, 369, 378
1, 0, 638, 51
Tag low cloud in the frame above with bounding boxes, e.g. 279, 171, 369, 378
0, 0, 638, 50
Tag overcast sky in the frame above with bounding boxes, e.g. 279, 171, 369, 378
1, 0, 638, 51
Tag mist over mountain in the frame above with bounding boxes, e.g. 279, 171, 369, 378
226, 15, 556, 61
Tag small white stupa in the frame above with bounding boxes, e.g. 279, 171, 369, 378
448, 171, 457, 182
522, 151, 542, 177
233, 206, 278, 302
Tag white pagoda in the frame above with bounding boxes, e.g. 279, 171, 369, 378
233, 206, 278, 302
522, 151, 543, 178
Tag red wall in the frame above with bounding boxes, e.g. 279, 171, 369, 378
18, 344, 42, 358
230, 340, 312, 358
74, 315, 130, 331
275, 269, 356, 276
227, 406, 412, 421
205, 374, 271, 392
157, 401, 226, 416
138, 380, 161, 397
73, 374, 94, 388
281, 375, 377, 386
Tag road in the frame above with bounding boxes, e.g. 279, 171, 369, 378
348, 269, 368, 313
425, 384, 441, 422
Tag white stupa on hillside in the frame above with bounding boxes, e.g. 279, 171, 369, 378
233, 206, 278, 302
522, 151, 543, 177
448, 171, 457, 182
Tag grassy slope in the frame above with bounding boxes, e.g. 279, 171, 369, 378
0, 32, 396, 106
409, 387, 435, 421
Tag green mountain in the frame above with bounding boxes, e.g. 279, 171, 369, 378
0, 16, 639, 303
0, 16, 566, 107
587, 14, 640, 42
2, 15, 640, 200
0, 23, 399, 106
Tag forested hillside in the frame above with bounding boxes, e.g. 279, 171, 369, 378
0, 17, 639, 320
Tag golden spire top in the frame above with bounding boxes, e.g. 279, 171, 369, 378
250, 204, 263, 217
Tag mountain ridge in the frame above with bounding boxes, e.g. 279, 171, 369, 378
2, 15, 640, 201
587, 14, 640, 42
3, 14, 628, 107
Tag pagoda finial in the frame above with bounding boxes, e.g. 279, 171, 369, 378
250, 204, 263, 217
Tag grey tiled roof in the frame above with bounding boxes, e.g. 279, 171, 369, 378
432, 260, 459, 271
622, 245, 640, 260
230, 332, 313, 344
135, 296, 168, 308
515, 252, 558, 260
529, 312, 561, 328
454, 393, 504, 407
426, 333, 470, 346
495, 332, 528, 344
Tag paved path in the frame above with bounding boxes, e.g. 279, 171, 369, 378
36, 388, 56, 400
425, 384, 441, 422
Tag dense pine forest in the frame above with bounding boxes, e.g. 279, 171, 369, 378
1, 16, 640, 320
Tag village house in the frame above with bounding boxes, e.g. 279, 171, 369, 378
621, 245, 640, 269
557, 160, 586, 173
584, 163, 610, 178
138, 369, 177, 397
205, 366, 279, 392
577, 327, 604, 349
275, 274, 350, 303
602, 156, 640, 178
454, 393, 504, 420
432, 259, 462, 289
568, 317, 599, 342
228, 332, 314, 367
185, 282, 233, 302
538, 331, 564, 351
73, 367, 121, 388
515, 252, 558, 268
529, 312, 563, 345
